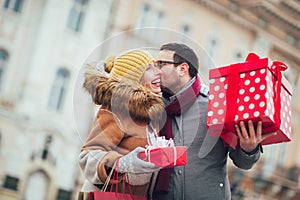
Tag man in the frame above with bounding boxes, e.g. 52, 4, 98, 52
152, 43, 274, 200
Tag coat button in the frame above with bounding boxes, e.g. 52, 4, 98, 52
219, 183, 224, 187
179, 139, 182, 143
178, 170, 183, 175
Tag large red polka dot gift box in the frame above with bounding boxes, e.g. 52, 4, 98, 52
206, 53, 293, 149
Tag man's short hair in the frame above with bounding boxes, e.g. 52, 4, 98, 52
160, 43, 199, 77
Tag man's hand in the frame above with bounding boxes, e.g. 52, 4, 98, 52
235, 120, 276, 153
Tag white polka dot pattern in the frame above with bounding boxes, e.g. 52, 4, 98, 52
279, 81, 292, 138
207, 63, 292, 145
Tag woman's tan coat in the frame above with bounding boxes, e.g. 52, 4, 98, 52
79, 67, 164, 197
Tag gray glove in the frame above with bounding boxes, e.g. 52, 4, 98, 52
117, 147, 160, 174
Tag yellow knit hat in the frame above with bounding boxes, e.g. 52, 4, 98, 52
104, 49, 154, 83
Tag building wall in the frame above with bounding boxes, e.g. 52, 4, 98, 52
0, 0, 113, 199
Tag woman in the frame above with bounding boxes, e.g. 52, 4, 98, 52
79, 49, 164, 199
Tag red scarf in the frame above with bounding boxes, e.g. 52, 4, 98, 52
154, 76, 201, 193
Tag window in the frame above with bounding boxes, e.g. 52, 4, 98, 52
233, 51, 243, 62
56, 189, 72, 200
180, 24, 190, 42
42, 135, 52, 160
3, 175, 19, 191
203, 27, 221, 70
284, 64, 297, 85
229, 1, 239, 12
48, 68, 70, 111
283, 63, 298, 107
277, 143, 288, 167
155, 11, 164, 28
258, 18, 267, 28
262, 145, 277, 176
24, 171, 49, 200
136, 4, 165, 30
286, 34, 297, 46
135, 4, 150, 29
202, 38, 219, 71
0, 49, 8, 90
67, 0, 89, 32
4, 0, 23, 12
208, 39, 218, 60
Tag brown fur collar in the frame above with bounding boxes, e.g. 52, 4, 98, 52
83, 65, 164, 125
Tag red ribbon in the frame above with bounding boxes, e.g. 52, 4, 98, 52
221, 63, 240, 148
268, 61, 287, 131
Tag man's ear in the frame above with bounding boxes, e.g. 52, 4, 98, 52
178, 62, 189, 77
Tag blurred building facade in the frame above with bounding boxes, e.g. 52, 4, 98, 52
0, 0, 113, 199
0, 0, 299, 199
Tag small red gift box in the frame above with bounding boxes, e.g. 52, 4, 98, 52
138, 146, 187, 168
207, 53, 293, 149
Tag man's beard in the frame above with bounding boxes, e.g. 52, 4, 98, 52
161, 85, 175, 98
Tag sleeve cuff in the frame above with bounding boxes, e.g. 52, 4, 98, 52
242, 144, 263, 156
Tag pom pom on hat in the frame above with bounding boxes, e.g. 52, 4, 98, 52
104, 56, 115, 73
105, 49, 154, 83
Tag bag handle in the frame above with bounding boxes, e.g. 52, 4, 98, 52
101, 159, 118, 192
114, 159, 136, 198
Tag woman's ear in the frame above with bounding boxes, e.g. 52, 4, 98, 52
178, 62, 189, 77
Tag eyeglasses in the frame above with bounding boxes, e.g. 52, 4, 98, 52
155, 60, 182, 69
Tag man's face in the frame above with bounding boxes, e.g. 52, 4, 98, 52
156, 50, 181, 94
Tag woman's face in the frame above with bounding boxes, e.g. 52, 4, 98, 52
141, 63, 162, 94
